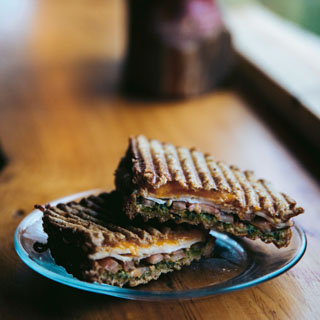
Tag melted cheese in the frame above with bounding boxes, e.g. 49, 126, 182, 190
89, 237, 203, 262
145, 196, 216, 205
148, 183, 235, 203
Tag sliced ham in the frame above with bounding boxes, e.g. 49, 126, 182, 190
251, 218, 273, 233
146, 253, 164, 264
172, 201, 186, 210
199, 204, 219, 215
218, 212, 234, 223
130, 267, 149, 278
98, 257, 121, 274
171, 249, 186, 261
141, 198, 155, 207
188, 203, 202, 213
122, 260, 135, 272
239, 212, 254, 221
142, 196, 290, 235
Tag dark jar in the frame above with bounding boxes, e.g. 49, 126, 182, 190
122, 0, 234, 99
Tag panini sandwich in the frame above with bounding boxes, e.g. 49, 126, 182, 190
115, 135, 304, 248
38, 192, 215, 287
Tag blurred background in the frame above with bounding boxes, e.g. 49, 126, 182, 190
0, 0, 319, 183
226, 0, 320, 35
0, 0, 319, 188
259, 0, 320, 35
1, 1, 320, 319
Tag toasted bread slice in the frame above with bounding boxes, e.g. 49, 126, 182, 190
38, 191, 215, 287
115, 135, 304, 248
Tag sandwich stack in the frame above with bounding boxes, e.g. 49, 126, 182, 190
38, 135, 304, 287
38, 191, 215, 287
115, 135, 304, 248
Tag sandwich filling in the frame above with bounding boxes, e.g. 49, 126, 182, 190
115, 135, 304, 248
142, 194, 293, 230
89, 229, 205, 261
94, 239, 215, 286
39, 191, 216, 287
88, 228, 215, 285
124, 193, 293, 247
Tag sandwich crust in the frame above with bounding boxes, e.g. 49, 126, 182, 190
38, 191, 214, 287
115, 135, 304, 222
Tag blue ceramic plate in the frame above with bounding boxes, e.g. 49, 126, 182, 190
14, 190, 306, 301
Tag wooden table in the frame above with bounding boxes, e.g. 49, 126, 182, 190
0, 1, 319, 319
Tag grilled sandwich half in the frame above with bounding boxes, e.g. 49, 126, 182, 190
115, 135, 304, 248
38, 191, 215, 287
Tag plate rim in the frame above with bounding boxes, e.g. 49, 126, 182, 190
14, 189, 307, 300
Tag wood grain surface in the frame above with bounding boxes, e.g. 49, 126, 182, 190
0, 1, 319, 319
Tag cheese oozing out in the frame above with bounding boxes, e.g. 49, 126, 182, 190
148, 183, 235, 203
89, 236, 204, 262
145, 196, 208, 205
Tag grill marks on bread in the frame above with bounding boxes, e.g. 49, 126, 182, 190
40, 192, 201, 251
122, 135, 304, 221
